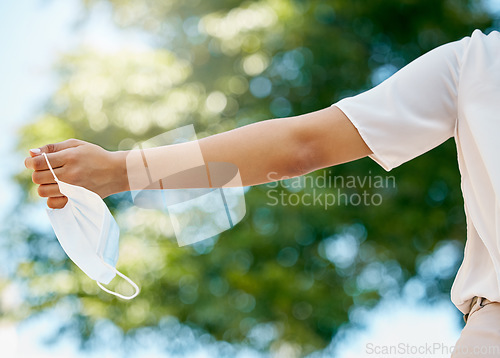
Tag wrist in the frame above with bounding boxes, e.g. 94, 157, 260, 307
109, 150, 130, 193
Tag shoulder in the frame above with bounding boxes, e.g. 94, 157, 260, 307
463, 29, 500, 52
460, 29, 500, 74
470, 29, 500, 40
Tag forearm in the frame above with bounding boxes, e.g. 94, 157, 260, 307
199, 118, 305, 184
119, 116, 307, 191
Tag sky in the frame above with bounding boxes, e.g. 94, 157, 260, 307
0, 0, 483, 357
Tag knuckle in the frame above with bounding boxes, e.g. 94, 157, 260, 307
38, 185, 58, 198
63, 150, 77, 164
72, 169, 82, 184
45, 143, 55, 153
64, 169, 79, 184
32, 172, 41, 185
32, 158, 44, 170
62, 172, 72, 183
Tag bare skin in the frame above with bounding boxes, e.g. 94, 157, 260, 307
24, 105, 371, 209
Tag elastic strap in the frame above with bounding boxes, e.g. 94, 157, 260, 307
42, 152, 59, 182
96, 261, 140, 300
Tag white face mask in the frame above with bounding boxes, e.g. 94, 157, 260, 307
42, 153, 139, 300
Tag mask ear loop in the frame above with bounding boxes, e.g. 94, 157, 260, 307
42, 153, 59, 182
96, 261, 140, 300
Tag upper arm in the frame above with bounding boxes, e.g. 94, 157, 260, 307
291, 105, 372, 175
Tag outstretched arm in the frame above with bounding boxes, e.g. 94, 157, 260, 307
25, 105, 371, 208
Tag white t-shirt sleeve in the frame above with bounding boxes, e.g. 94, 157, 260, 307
333, 35, 471, 171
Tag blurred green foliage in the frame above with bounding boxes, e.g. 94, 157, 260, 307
10, 0, 497, 356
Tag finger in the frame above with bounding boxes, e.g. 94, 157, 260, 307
32, 167, 62, 185
29, 149, 41, 157
37, 184, 62, 198
29, 139, 83, 157
25, 151, 67, 171
47, 196, 68, 209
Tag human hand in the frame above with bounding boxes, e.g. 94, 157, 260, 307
24, 139, 128, 209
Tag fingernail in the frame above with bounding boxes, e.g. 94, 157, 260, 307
30, 148, 41, 155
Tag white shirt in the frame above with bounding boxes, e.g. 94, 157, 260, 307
333, 29, 500, 314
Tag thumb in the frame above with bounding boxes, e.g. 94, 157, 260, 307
29, 139, 83, 157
